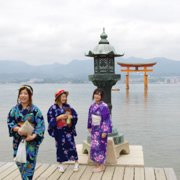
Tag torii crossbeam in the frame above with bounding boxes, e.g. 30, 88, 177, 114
117, 62, 157, 89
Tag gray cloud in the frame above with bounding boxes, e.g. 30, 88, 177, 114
0, 0, 180, 65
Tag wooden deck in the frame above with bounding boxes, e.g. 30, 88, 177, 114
0, 162, 177, 180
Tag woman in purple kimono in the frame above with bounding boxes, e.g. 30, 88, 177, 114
47, 89, 79, 173
88, 88, 112, 172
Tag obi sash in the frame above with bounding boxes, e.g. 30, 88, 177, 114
92, 114, 101, 126
57, 119, 67, 127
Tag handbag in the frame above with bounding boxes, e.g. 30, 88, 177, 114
19, 120, 34, 136
14, 139, 27, 163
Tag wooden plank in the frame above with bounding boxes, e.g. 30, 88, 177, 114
0, 162, 177, 180
90, 167, 105, 180
0, 164, 17, 179
36, 164, 57, 180
102, 167, 115, 180
145, 168, 155, 180
3, 169, 20, 180
47, 165, 68, 180
155, 168, 166, 180
134, 167, 144, 180
112, 167, 124, 180
80, 166, 94, 180
0, 162, 6, 167
0, 162, 14, 174
33, 164, 50, 179
164, 168, 177, 180
58, 165, 74, 180
69, 165, 87, 180
123, 167, 134, 180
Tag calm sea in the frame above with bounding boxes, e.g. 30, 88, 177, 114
0, 83, 180, 178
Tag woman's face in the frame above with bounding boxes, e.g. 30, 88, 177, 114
60, 93, 67, 104
19, 89, 30, 104
94, 92, 101, 103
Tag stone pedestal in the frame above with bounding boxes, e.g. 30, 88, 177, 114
82, 138, 130, 164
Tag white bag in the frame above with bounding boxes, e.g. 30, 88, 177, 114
14, 139, 27, 163
19, 120, 34, 136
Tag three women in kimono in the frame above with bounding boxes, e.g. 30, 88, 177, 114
88, 88, 112, 172
47, 89, 79, 172
7, 85, 45, 180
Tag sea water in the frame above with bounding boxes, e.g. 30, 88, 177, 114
0, 83, 179, 178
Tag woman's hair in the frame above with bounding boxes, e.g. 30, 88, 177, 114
92, 88, 104, 100
55, 92, 67, 104
17, 85, 33, 106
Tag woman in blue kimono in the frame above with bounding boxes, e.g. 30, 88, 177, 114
7, 85, 45, 180
47, 89, 79, 172
88, 88, 112, 173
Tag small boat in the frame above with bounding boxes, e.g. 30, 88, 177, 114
112, 88, 120, 91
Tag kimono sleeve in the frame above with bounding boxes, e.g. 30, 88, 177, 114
71, 107, 78, 136
87, 105, 92, 129
101, 105, 112, 134
47, 105, 57, 137
71, 108, 78, 126
33, 107, 45, 144
7, 107, 18, 137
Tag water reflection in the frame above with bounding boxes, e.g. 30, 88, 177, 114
144, 89, 148, 103
125, 89, 148, 105
126, 89, 129, 104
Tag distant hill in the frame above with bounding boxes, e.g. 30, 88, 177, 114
0, 57, 180, 83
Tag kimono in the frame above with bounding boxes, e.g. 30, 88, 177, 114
7, 103, 45, 180
47, 103, 78, 163
88, 101, 112, 164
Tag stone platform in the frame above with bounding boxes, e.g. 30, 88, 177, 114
65, 143, 144, 167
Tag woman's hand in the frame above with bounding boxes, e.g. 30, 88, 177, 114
67, 115, 73, 119
101, 133, 107, 138
56, 114, 68, 121
18, 130, 24, 136
88, 128, 92, 133
25, 133, 37, 141
13, 127, 24, 136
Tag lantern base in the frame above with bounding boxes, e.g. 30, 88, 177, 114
87, 127, 124, 145
82, 138, 130, 164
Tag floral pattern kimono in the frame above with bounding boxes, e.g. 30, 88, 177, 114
7, 104, 45, 180
88, 101, 112, 164
47, 104, 78, 163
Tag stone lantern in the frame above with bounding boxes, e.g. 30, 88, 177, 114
86, 28, 123, 113
82, 29, 130, 164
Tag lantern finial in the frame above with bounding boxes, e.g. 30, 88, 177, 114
99, 28, 109, 44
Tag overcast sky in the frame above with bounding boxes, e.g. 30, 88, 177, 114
0, 0, 180, 65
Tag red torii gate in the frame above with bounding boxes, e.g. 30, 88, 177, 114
117, 62, 157, 89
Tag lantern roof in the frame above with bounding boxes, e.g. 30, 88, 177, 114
86, 28, 124, 57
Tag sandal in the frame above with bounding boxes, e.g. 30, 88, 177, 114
92, 167, 105, 173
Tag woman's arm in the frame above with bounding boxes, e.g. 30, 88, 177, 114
27, 107, 45, 143
101, 105, 112, 134
71, 107, 78, 126
87, 105, 93, 132
47, 106, 58, 128
7, 107, 19, 137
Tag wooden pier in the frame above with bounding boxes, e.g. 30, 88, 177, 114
0, 161, 177, 180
